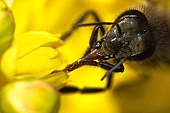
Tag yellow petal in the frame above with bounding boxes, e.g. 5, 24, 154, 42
41, 71, 69, 89
14, 31, 62, 58
1, 31, 63, 81
0, 45, 17, 80
16, 47, 62, 79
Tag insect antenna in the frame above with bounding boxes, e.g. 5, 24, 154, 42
60, 22, 113, 41
101, 57, 126, 80
76, 22, 114, 27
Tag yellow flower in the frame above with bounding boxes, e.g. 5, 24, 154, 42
1, 31, 68, 88
4, 0, 170, 113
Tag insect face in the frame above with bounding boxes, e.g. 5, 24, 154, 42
58, 2, 170, 82
102, 10, 153, 61
62, 9, 156, 79
58, 1, 170, 93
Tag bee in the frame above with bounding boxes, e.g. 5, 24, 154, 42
58, 1, 170, 93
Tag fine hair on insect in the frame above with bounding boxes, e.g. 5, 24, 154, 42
55, 1, 170, 93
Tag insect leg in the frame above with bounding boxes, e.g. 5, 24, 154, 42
61, 10, 103, 41
59, 60, 123, 93
101, 58, 126, 80
78, 61, 124, 93
83, 24, 105, 56
89, 24, 105, 47
59, 74, 112, 93
70, 73, 112, 93
59, 86, 105, 93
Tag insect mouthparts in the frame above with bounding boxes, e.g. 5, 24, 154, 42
62, 47, 107, 73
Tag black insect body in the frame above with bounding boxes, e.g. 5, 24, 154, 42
59, 3, 170, 93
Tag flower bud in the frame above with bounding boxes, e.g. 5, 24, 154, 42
0, 80, 60, 113
0, 0, 15, 52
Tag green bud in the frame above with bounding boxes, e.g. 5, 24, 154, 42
0, 0, 15, 53
0, 80, 60, 113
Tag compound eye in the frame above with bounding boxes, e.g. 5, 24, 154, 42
141, 29, 147, 34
